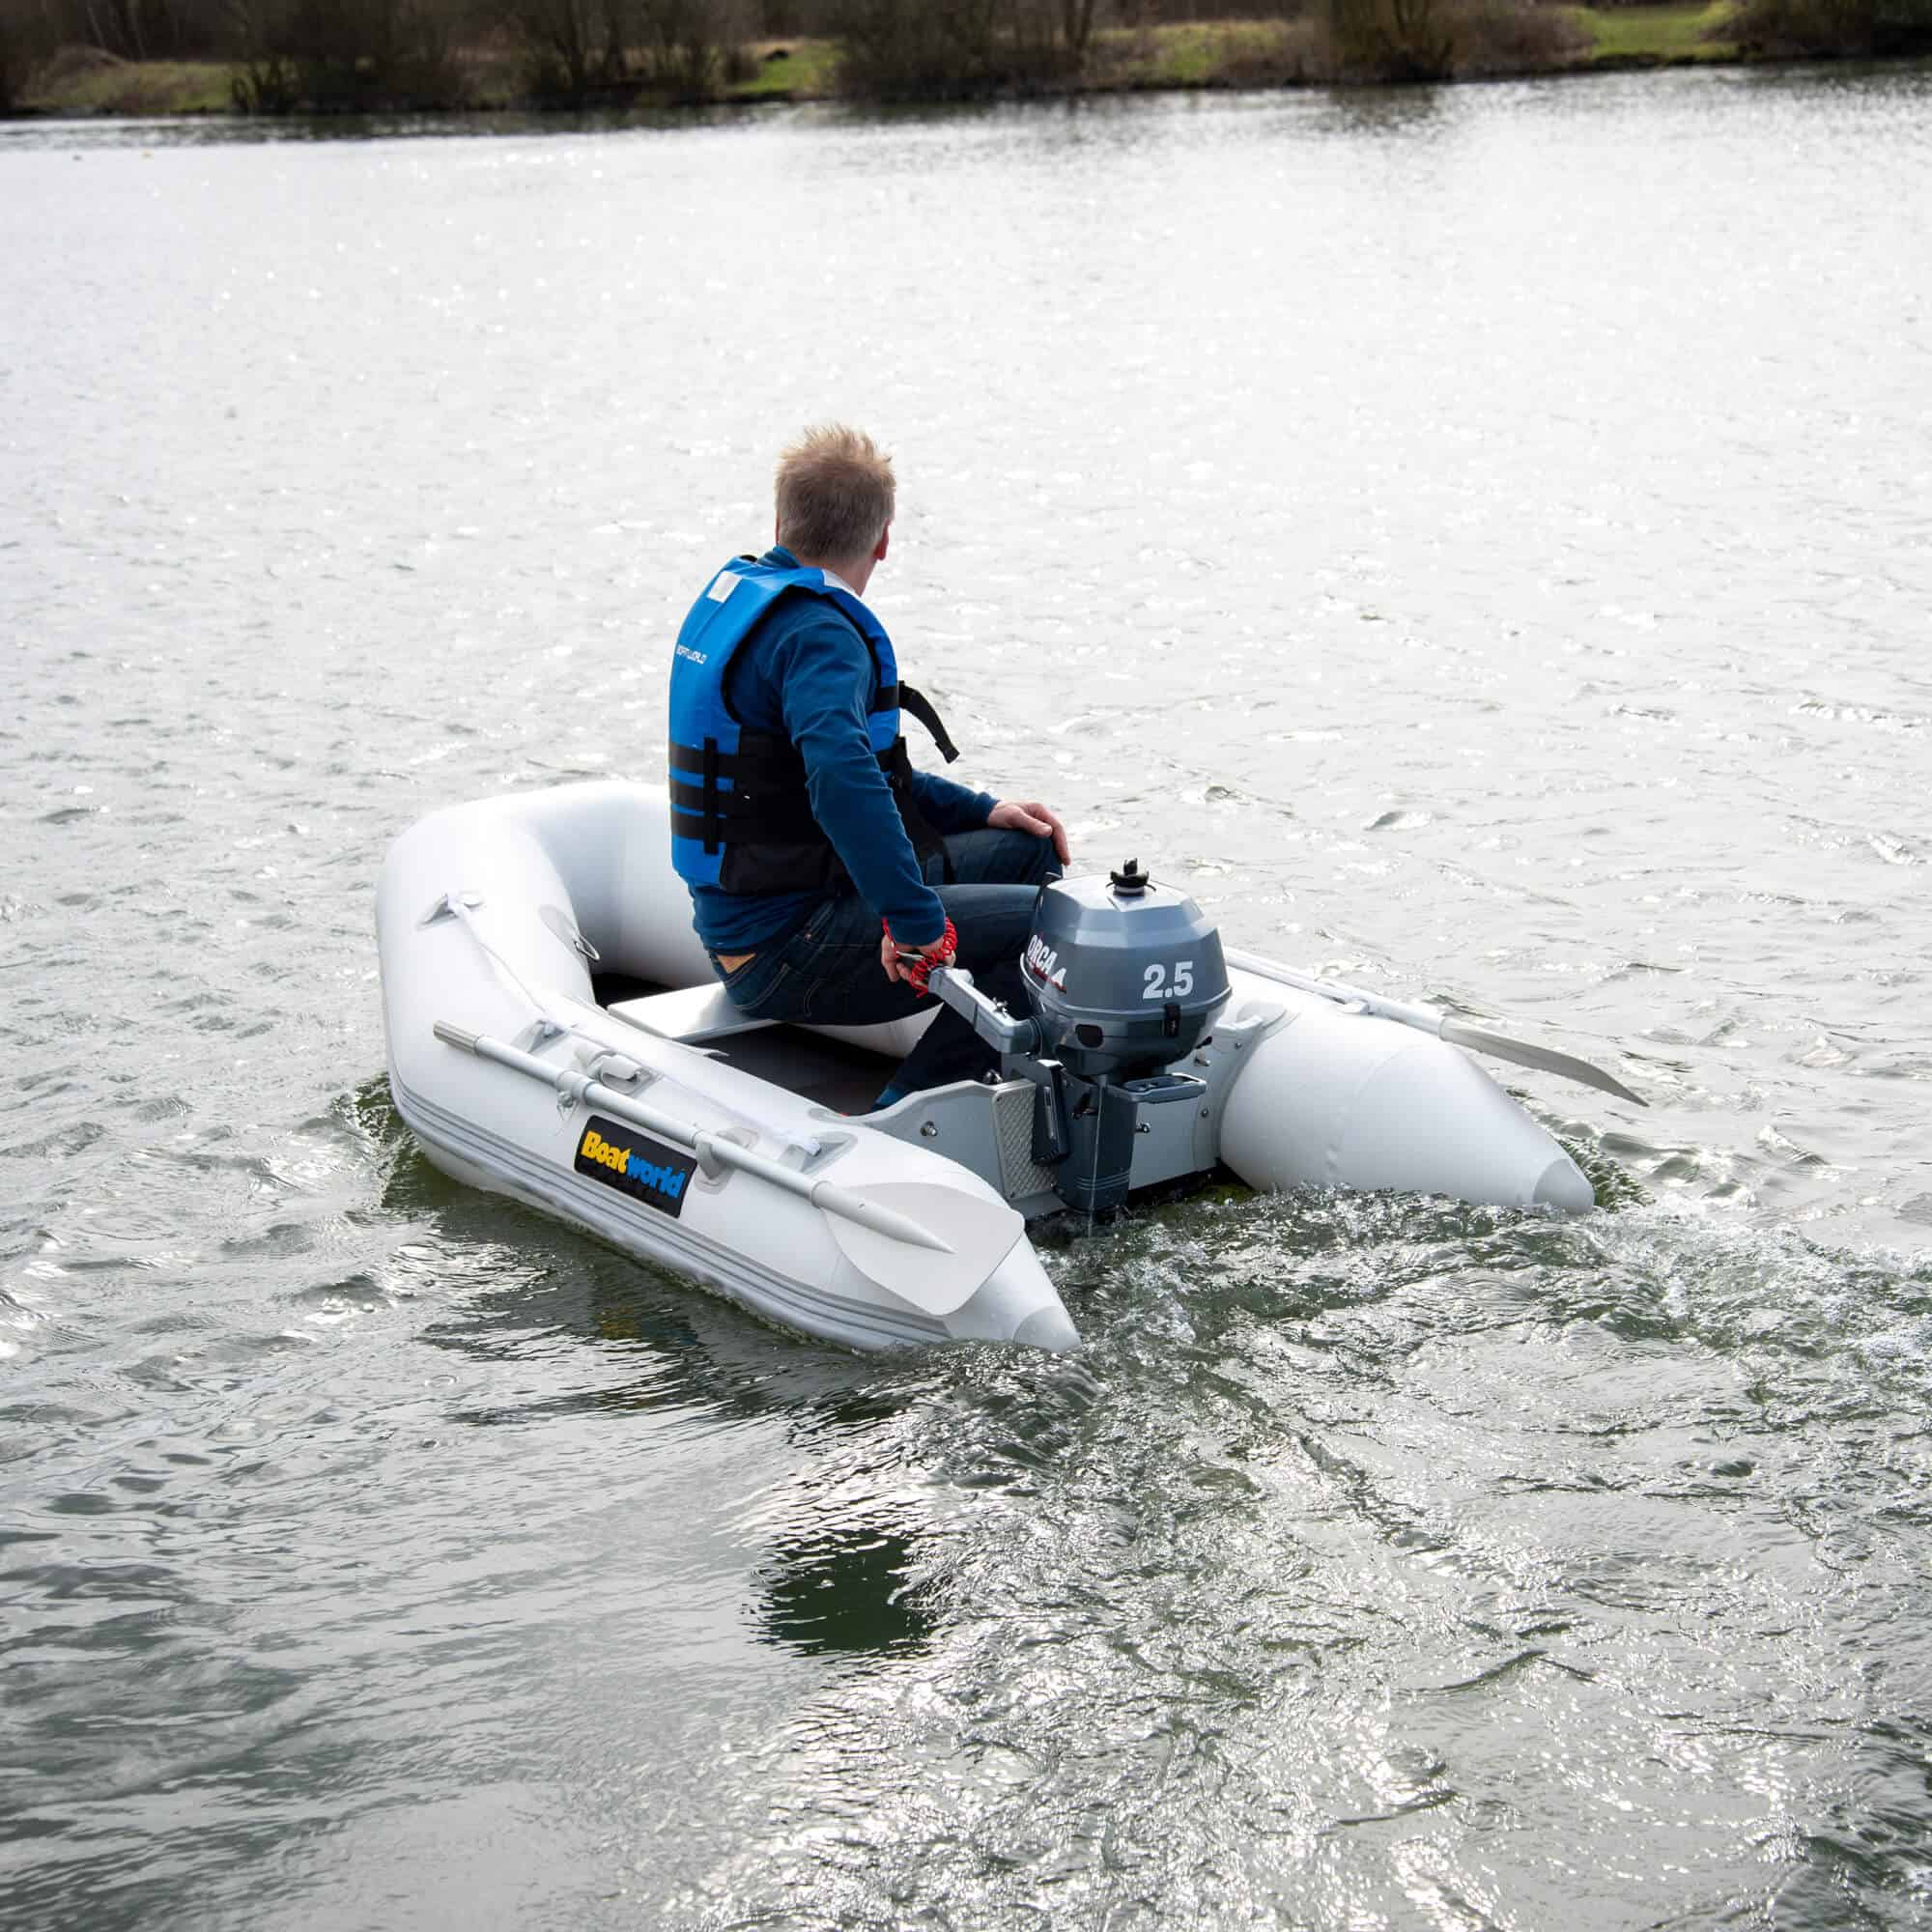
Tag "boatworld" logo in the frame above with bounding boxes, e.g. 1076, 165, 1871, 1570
574, 1115, 697, 1219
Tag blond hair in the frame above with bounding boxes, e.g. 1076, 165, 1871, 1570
774, 425, 895, 566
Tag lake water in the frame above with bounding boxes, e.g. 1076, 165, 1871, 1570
4, 66, 1930, 1930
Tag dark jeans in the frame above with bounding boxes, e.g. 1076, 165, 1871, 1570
711, 828, 1062, 1102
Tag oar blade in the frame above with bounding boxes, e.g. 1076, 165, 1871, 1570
1440, 1020, 1648, 1108
827, 1180, 1026, 1316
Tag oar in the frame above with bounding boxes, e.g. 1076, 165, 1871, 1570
824, 1180, 1026, 1316
433, 1022, 1025, 1313
1222, 949, 1647, 1108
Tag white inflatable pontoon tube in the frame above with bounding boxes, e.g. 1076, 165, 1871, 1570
1217, 982, 1594, 1211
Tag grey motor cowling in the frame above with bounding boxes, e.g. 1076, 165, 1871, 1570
926, 861, 1232, 1217
1020, 860, 1230, 1079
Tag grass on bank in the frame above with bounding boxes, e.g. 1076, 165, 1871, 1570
1577, 2, 1738, 60
21, 46, 233, 115
1095, 19, 1312, 87
730, 42, 842, 99
1089, 4, 1747, 82
10, 9, 1762, 119
440, 40, 843, 108
15, 37, 843, 114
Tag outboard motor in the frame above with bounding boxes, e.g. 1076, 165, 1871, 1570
929, 861, 1231, 1215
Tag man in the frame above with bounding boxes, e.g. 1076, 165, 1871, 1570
668, 424, 1067, 1107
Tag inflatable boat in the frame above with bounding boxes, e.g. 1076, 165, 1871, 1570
376, 782, 1638, 1351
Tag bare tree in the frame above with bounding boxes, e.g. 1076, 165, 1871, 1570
1323, 0, 1450, 76
0, 0, 54, 108
642, 0, 741, 95
225, 0, 469, 109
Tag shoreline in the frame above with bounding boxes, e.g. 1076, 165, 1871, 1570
4, 14, 1924, 125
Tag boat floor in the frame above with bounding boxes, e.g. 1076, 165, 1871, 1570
593, 972, 895, 1117
703, 1024, 895, 1117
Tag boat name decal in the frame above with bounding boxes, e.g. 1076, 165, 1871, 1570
575, 1116, 697, 1218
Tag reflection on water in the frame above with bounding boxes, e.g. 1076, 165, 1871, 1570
754, 1522, 937, 1659
0, 102, 764, 152
406, 1164, 948, 1663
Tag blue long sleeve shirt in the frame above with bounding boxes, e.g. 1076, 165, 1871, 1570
686, 549, 995, 954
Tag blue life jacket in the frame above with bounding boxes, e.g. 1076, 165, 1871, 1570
668, 555, 960, 898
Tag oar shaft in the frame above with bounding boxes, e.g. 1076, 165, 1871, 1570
439, 1021, 703, 1150
1220, 951, 1644, 1107
433, 1022, 957, 1250
1223, 952, 1444, 1034
810, 1179, 954, 1253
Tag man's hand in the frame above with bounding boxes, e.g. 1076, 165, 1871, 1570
988, 798, 1070, 865
881, 919, 957, 987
